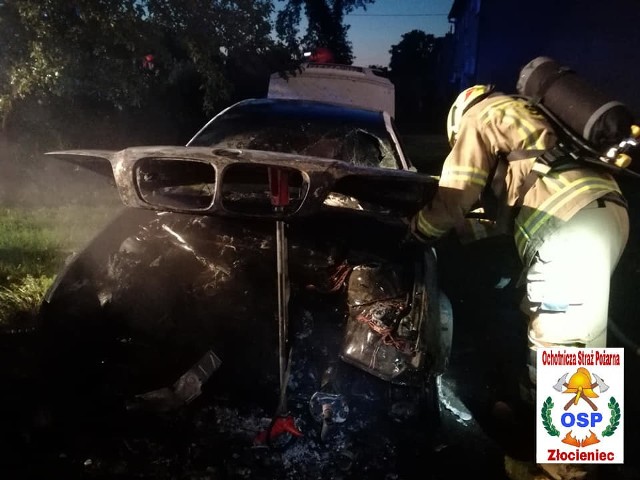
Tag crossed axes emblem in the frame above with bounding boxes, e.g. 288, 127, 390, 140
553, 367, 609, 411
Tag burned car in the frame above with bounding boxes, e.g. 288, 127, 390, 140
39, 97, 452, 478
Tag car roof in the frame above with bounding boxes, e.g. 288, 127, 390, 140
217, 97, 386, 122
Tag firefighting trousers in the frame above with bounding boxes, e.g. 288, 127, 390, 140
521, 199, 629, 382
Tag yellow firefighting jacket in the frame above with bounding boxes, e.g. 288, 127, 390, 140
414, 93, 626, 266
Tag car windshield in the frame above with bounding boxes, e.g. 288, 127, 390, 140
188, 99, 401, 169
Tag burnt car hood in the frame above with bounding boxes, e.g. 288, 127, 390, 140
46, 146, 437, 222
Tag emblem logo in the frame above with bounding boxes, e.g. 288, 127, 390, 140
536, 348, 624, 463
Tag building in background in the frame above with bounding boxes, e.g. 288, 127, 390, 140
446, 0, 640, 115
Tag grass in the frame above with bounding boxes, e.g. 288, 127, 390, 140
0, 275, 54, 331
0, 204, 121, 329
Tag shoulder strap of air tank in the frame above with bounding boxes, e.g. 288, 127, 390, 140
505, 145, 575, 206
492, 95, 558, 206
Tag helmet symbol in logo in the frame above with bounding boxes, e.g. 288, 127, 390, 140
553, 367, 610, 411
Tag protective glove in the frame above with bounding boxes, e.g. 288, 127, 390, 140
400, 215, 439, 249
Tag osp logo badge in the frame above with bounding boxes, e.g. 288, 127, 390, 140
536, 348, 624, 464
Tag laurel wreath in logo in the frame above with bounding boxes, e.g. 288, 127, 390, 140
541, 396, 560, 436
542, 395, 620, 438
602, 397, 621, 437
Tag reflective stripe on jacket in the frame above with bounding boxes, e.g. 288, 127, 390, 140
415, 94, 625, 265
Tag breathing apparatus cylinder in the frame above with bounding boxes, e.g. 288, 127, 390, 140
516, 56, 635, 151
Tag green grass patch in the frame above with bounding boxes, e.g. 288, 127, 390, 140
0, 204, 121, 328
0, 205, 118, 283
0, 275, 54, 331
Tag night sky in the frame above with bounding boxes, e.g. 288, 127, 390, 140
346, 0, 454, 67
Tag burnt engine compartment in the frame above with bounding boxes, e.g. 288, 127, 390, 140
31, 208, 445, 479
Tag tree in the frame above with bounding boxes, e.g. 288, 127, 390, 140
275, 0, 374, 65
389, 29, 445, 130
389, 30, 437, 76
0, 0, 278, 139
145, 0, 276, 113
0, 0, 152, 130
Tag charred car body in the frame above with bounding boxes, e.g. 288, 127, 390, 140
38, 68, 452, 477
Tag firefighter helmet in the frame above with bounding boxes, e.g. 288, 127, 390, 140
564, 368, 598, 398
446, 84, 494, 147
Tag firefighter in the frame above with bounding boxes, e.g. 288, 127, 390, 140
407, 85, 629, 480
